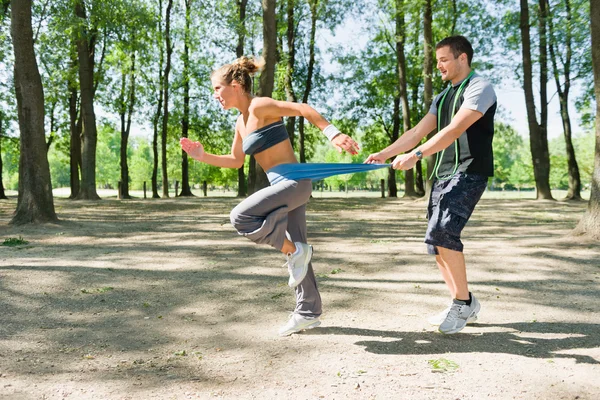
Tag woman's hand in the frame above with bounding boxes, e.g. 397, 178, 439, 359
180, 137, 205, 161
331, 134, 360, 155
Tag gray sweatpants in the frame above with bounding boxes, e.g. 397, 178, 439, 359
229, 178, 322, 317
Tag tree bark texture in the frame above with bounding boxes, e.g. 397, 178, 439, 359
389, 96, 400, 197
423, 0, 435, 198
179, 0, 193, 197
0, 114, 7, 200
119, 47, 135, 199
67, 40, 81, 199
574, 0, 600, 238
10, 0, 58, 224
152, 0, 164, 199
519, 0, 553, 200
546, 0, 581, 200
74, 0, 100, 200
236, 0, 248, 197
161, 0, 173, 197
298, 0, 318, 164
284, 0, 297, 148
396, 0, 417, 197
248, 0, 276, 194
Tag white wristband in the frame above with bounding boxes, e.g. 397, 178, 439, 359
323, 124, 341, 141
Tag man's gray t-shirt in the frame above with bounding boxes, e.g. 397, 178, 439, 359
428, 73, 497, 177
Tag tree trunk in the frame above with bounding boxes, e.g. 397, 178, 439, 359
10, 0, 58, 224
74, 0, 100, 200
68, 87, 82, 199
119, 47, 135, 200
546, 0, 581, 200
395, 0, 417, 197
68, 40, 81, 199
236, 0, 248, 197
423, 0, 435, 198
47, 100, 56, 151
0, 114, 7, 200
298, 0, 318, 164
388, 96, 400, 197
574, 0, 600, 238
249, 0, 276, 194
519, 0, 553, 200
179, 0, 193, 197
284, 0, 297, 148
161, 0, 173, 198
152, 0, 164, 199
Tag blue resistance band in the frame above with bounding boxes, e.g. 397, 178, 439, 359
266, 163, 391, 185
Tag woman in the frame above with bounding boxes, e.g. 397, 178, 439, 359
180, 56, 359, 336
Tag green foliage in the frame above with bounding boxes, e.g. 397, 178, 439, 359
0, 0, 595, 199
428, 358, 459, 373
2, 236, 29, 246
492, 122, 528, 189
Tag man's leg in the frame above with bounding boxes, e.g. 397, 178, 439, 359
436, 254, 456, 299
425, 173, 488, 331
436, 247, 468, 300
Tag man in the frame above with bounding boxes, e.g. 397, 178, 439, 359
365, 35, 497, 334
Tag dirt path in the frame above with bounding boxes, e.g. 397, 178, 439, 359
1, 196, 599, 399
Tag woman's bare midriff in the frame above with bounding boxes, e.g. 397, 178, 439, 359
253, 140, 298, 172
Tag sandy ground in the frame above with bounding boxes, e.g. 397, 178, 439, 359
0, 195, 599, 400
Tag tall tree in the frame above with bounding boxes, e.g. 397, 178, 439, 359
74, 0, 100, 200
10, 0, 57, 224
67, 46, 82, 199
152, 0, 164, 198
297, 0, 318, 164
235, 0, 248, 197
574, 0, 600, 238
546, 0, 582, 200
248, 0, 275, 194
395, 0, 418, 197
422, 0, 434, 196
179, 0, 193, 196
0, 111, 7, 199
519, 0, 553, 199
118, 42, 136, 199
161, 0, 173, 197
284, 0, 297, 147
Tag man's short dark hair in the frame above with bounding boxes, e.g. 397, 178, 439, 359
436, 36, 473, 66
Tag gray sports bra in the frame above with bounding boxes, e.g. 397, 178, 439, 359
242, 121, 289, 155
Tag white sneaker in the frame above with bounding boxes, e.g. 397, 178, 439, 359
278, 313, 321, 336
438, 295, 481, 334
428, 302, 479, 326
283, 242, 312, 288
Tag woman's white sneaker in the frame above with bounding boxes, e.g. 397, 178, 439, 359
284, 242, 312, 288
278, 313, 321, 336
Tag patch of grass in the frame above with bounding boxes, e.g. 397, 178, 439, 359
271, 292, 286, 300
2, 236, 29, 246
428, 358, 459, 373
330, 268, 343, 274
174, 350, 187, 356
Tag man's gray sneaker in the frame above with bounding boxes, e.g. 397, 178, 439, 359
438, 295, 481, 334
284, 242, 312, 288
278, 313, 321, 336
428, 301, 479, 326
